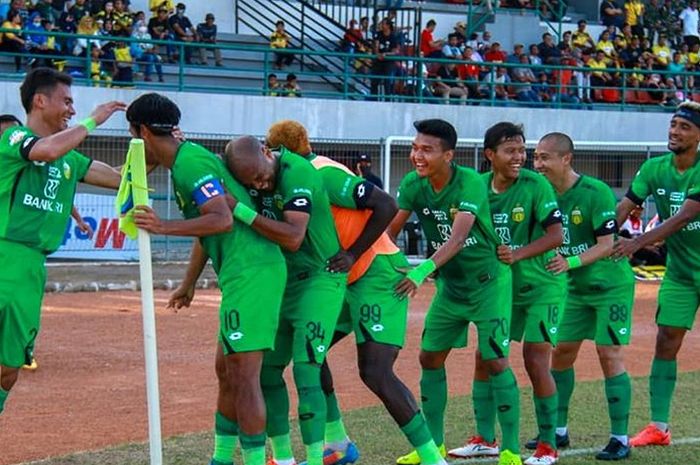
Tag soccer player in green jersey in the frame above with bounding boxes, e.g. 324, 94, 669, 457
448, 122, 565, 465
224, 136, 347, 465
0, 67, 126, 416
533, 132, 635, 461
613, 102, 700, 448
127, 94, 287, 465
389, 119, 522, 465
265, 120, 447, 465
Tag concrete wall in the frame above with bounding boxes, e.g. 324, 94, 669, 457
0, 81, 671, 142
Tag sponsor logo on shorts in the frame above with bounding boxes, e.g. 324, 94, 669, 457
316, 345, 326, 353
619, 328, 627, 335
656, 188, 666, 196
229, 331, 244, 341
550, 327, 557, 334
371, 324, 384, 332
502, 338, 510, 347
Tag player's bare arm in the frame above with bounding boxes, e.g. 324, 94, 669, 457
133, 195, 233, 236
387, 208, 412, 240
547, 233, 614, 274
168, 240, 207, 310
250, 210, 310, 252
28, 101, 126, 162
498, 222, 564, 265
615, 197, 638, 228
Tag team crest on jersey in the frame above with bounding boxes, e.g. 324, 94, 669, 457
449, 205, 458, 220
63, 162, 71, 180
9, 129, 27, 146
511, 205, 525, 223
571, 207, 583, 225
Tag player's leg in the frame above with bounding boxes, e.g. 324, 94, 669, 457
211, 345, 240, 465
631, 277, 699, 447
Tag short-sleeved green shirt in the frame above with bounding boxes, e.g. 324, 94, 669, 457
171, 141, 283, 279
557, 175, 633, 293
397, 164, 505, 298
254, 148, 341, 277
0, 126, 92, 254
483, 168, 566, 296
306, 153, 367, 209
627, 153, 700, 283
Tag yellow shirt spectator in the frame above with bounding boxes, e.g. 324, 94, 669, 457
270, 31, 289, 49
149, 0, 174, 15
653, 44, 672, 65
624, 0, 644, 27
597, 40, 616, 57
0, 20, 21, 44
572, 31, 594, 49
689, 52, 700, 66
588, 57, 608, 77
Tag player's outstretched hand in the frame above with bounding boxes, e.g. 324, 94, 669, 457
76, 218, 94, 239
326, 250, 355, 273
167, 284, 195, 312
497, 244, 514, 264
546, 253, 569, 275
612, 237, 638, 261
90, 101, 127, 126
134, 205, 164, 234
394, 277, 418, 300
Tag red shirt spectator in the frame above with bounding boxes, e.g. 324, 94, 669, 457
484, 42, 507, 63
457, 47, 480, 80
420, 19, 443, 58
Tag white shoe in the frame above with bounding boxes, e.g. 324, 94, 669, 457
524, 442, 558, 465
448, 435, 500, 458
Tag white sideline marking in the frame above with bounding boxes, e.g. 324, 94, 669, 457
448, 437, 700, 464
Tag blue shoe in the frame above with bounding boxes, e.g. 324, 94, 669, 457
300, 442, 360, 465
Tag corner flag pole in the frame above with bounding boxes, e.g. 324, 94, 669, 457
130, 139, 163, 465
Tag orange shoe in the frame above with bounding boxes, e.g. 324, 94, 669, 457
630, 423, 671, 447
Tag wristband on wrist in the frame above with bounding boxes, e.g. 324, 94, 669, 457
566, 255, 582, 269
406, 258, 437, 286
79, 117, 97, 133
233, 202, 258, 226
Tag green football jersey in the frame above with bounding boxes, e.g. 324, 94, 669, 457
483, 168, 566, 296
556, 175, 633, 293
627, 153, 700, 283
397, 164, 506, 297
254, 148, 341, 277
0, 126, 91, 254
170, 141, 283, 278
306, 153, 365, 209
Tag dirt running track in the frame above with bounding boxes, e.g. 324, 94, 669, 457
2, 282, 700, 464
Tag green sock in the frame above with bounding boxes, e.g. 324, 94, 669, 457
270, 434, 294, 462
0, 388, 8, 414
401, 412, 442, 465
213, 411, 238, 464
294, 363, 326, 446
305, 440, 324, 465
552, 367, 575, 428
261, 364, 291, 438
324, 388, 347, 444
420, 367, 447, 446
650, 358, 677, 424
605, 372, 631, 436
240, 432, 267, 465
472, 379, 496, 443
490, 368, 520, 454
534, 393, 558, 448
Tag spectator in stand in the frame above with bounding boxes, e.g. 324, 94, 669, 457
512, 54, 541, 103
148, 5, 172, 60
529, 43, 542, 65
353, 154, 383, 189
69, 0, 90, 21
441, 33, 462, 59
89, 45, 112, 86
624, 0, 645, 38
95, 1, 116, 30
572, 19, 595, 52
539, 32, 562, 64
484, 41, 506, 63
340, 19, 363, 53
668, 51, 692, 89
113, 40, 134, 85
131, 22, 164, 82
57, 9, 77, 54
533, 72, 552, 102
264, 73, 281, 96
453, 21, 467, 47
597, 29, 617, 58
658, 0, 682, 47
149, 0, 174, 16
588, 49, 617, 95
466, 32, 481, 51
614, 23, 633, 51
8, 0, 29, 25
169, 2, 196, 64
680, 1, 700, 48
621, 35, 644, 67
433, 61, 468, 104
33, 0, 57, 24
197, 13, 223, 67
419, 19, 443, 59
644, 0, 662, 44
689, 42, 700, 68
270, 19, 293, 69
283, 73, 302, 97
370, 19, 399, 98
601, 0, 624, 30
558, 30, 572, 52
0, 10, 24, 72
97, 17, 118, 65
457, 46, 482, 98
73, 15, 100, 56
359, 16, 370, 41
492, 66, 510, 100
112, 0, 133, 37
652, 34, 672, 69
506, 43, 524, 65
480, 30, 493, 54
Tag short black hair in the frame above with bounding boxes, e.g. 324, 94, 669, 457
276, 20, 284, 27
20, 67, 72, 113
483, 122, 525, 152
539, 132, 574, 154
426, 19, 436, 27
126, 93, 181, 136
0, 114, 22, 126
413, 119, 457, 151
268, 73, 277, 79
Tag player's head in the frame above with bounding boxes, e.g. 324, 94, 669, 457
0, 114, 21, 134
483, 122, 526, 180
20, 67, 74, 132
534, 132, 574, 182
126, 93, 180, 161
411, 119, 457, 178
668, 102, 700, 155
266, 119, 312, 156
225, 135, 278, 191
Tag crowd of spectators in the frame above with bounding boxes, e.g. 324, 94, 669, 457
0, 0, 224, 85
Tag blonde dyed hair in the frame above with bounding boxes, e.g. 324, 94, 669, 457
266, 120, 312, 155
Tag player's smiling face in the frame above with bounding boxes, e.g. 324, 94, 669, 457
39, 83, 75, 133
668, 115, 700, 155
487, 136, 526, 180
533, 139, 567, 183
410, 133, 453, 178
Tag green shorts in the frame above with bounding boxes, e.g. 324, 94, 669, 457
344, 253, 409, 347
558, 283, 635, 345
511, 285, 567, 345
657, 276, 700, 330
421, 269, 512, 360
266, 271, 347, 365
218, 262, 286, 354
0, 240, 46, 368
